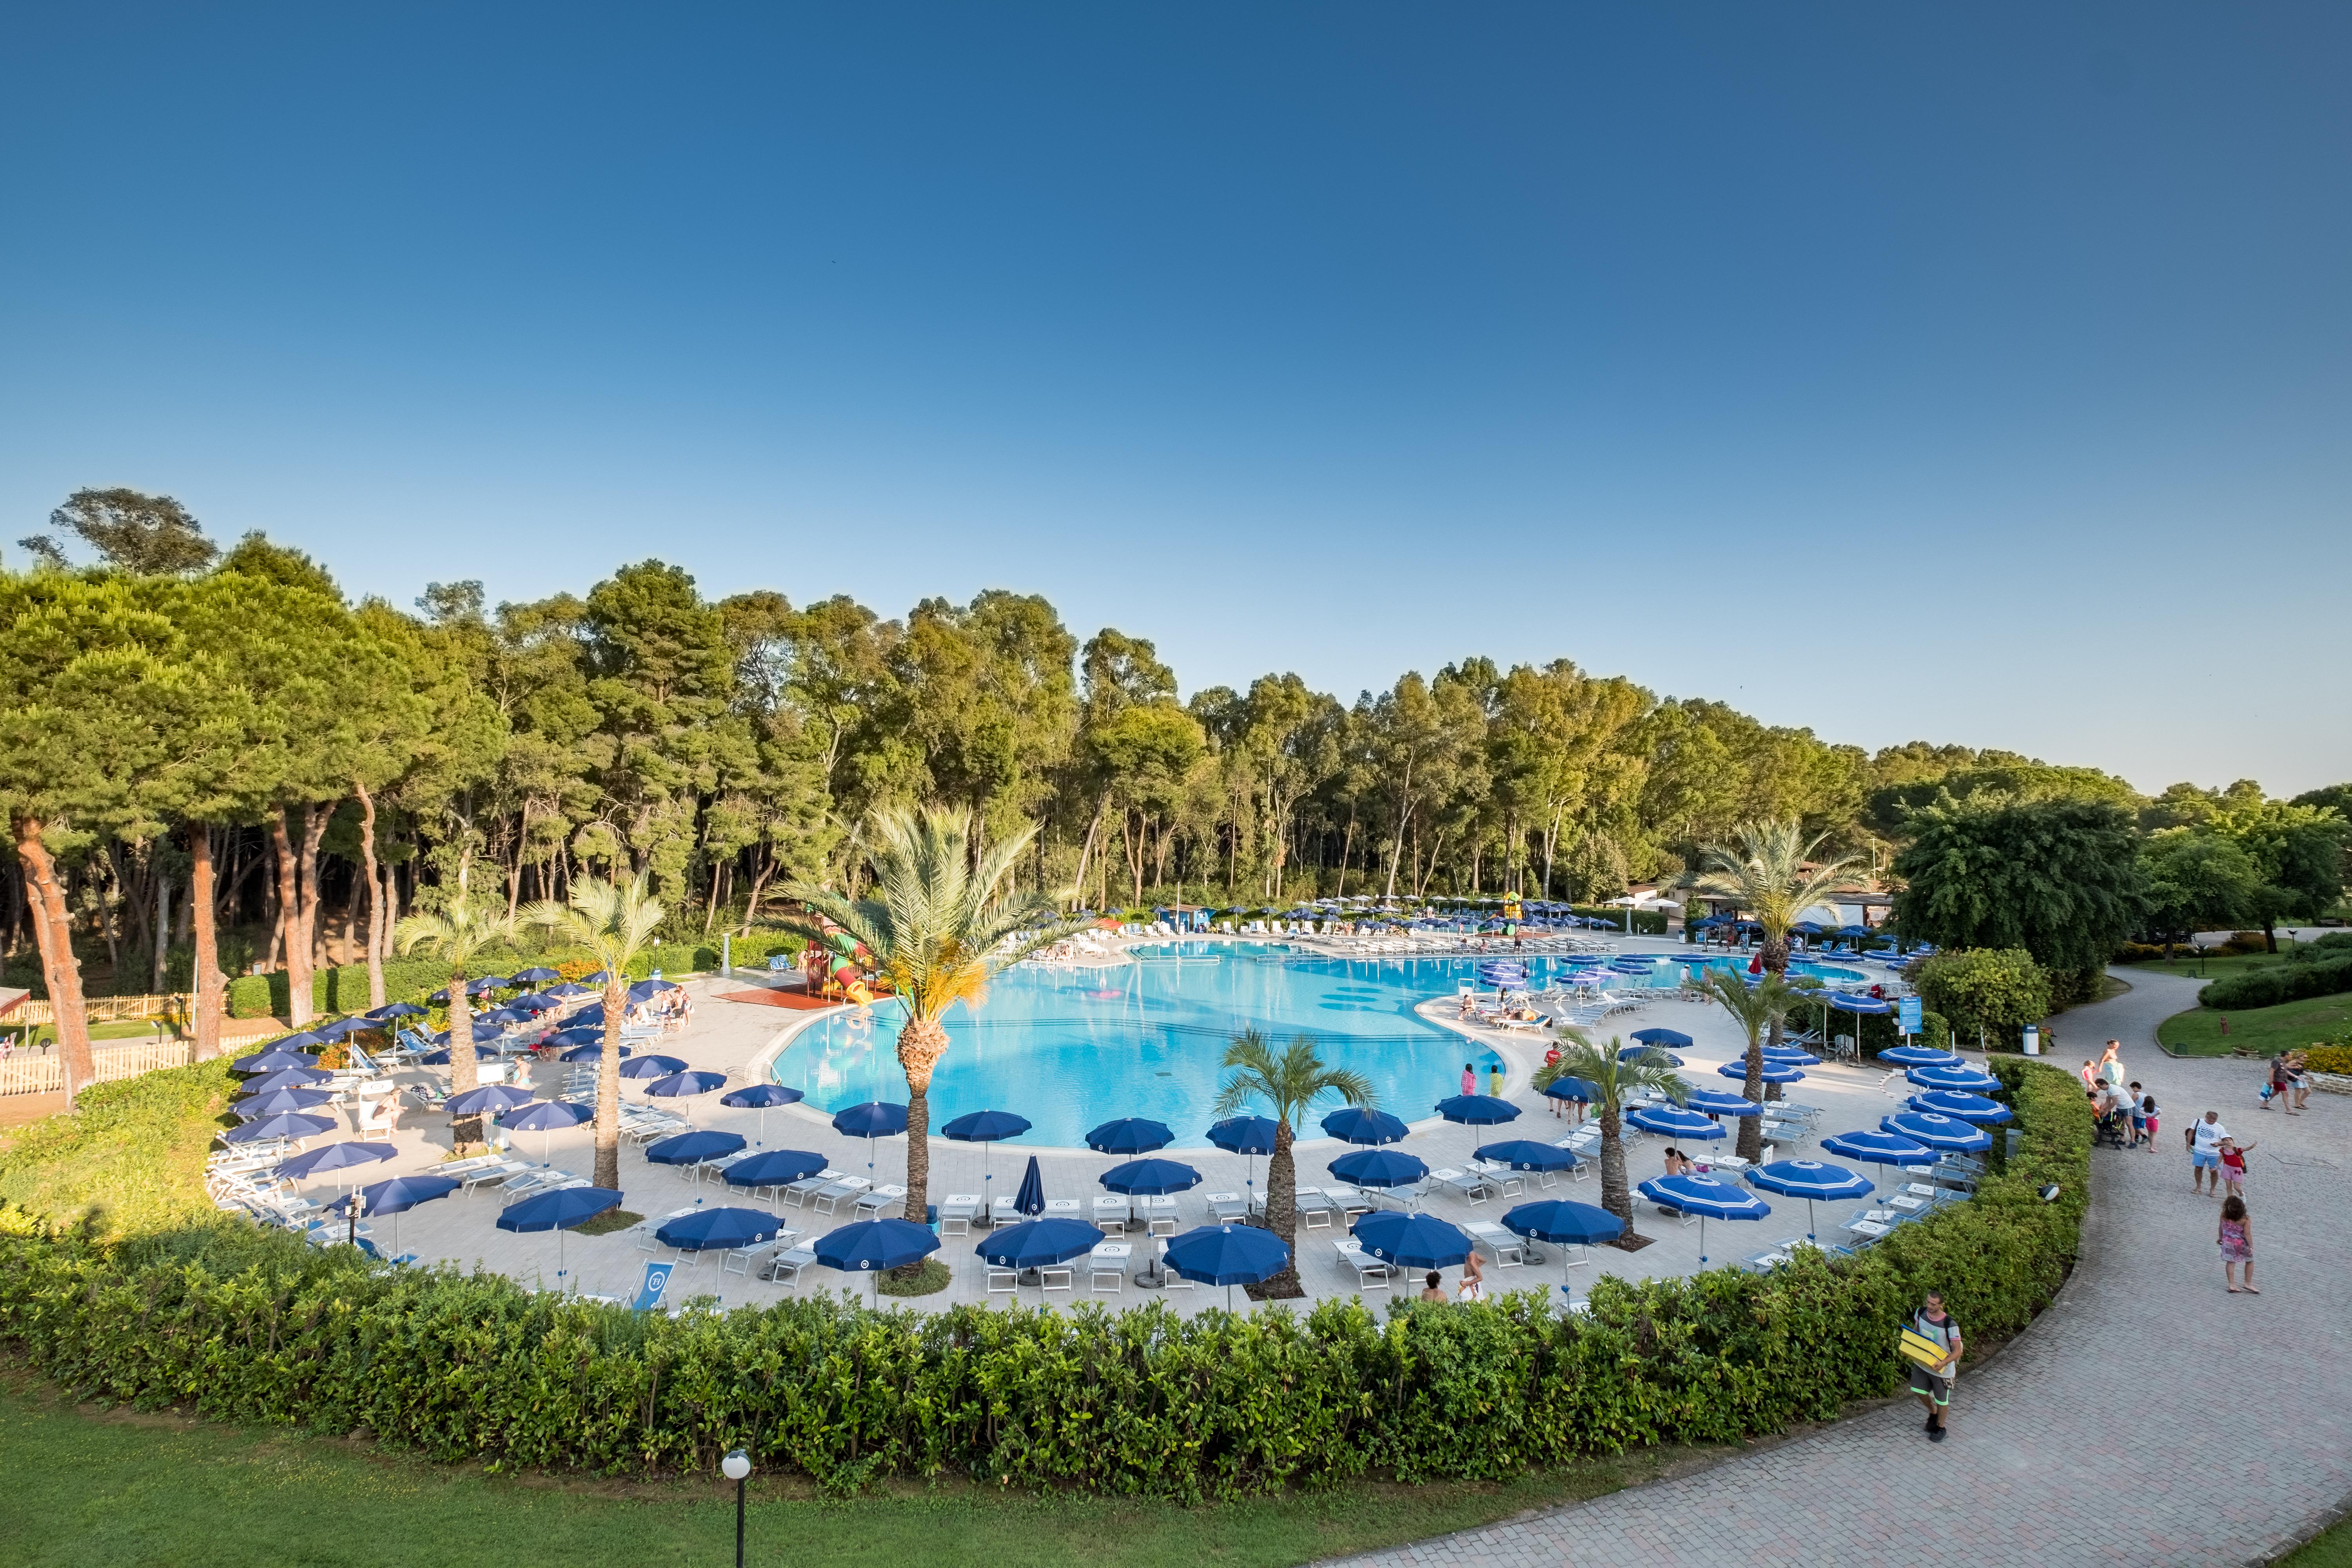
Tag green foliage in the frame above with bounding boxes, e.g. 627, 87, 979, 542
1893, 798, 2145, 974
2198, 953, 2352, 1011
874, 1258, 953, 1297
0, 1060, 236, 1239
1913, 949, 2052, 1049
221, 933, 805, 1018
0, 1064, 2087, 1495
1576, 905, 1669, 935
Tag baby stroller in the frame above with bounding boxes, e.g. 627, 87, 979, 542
2092, 1103, 2131, 1149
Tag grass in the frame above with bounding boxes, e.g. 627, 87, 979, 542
877, 1257, 953, 1296
575, 1207, 642, 1236
0, 1061, 234, 1239
2158, 994, 2352, 1058
0, 1376, 1693, 1568
2285, 1515, 2352, 1567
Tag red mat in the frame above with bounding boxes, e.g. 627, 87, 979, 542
715, 987, 836, 1011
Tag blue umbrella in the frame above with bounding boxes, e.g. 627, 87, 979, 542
274, 1140, 397, 1184
468, 976, 512, 994
550, 1025, 606, 1046
1012, 1154, 1046, 1218
1100, 1157, 1203, 1195
657, 1206, 785, 1251
546, 982, 593, 998
1636, 1172, 1770, 1264
1630, 1028, 1693, 1049
816, 1218, 940, 1299
832, 1102, 911, 1138
312, 1016, 372, 1040
1683, 1089, 1762, 1117
1761, 1047, 1822, 1067
1882, 1112, 1993, 1153
1825, 992, 1894, 1015
1909, 1064, 2001, 1094
1910, 1089, 2013, 1124
1205, 1115, 1280, 1154
1503, 1196, 1623, 1295
941, 1108, 1031, 1208
1321, 1107, 1410, 1146
506, 993, 560, 1014
1820, 1127, 1935, 1193
1473, 1140, 1579, 1173
1435, 1094, 1521, 1126
329, 1172, 459, 1252
724, 1149, 827, 1189
1744, 1158, 1873, 1239
510, 966, 563, 983
1719, 1060, 1806, 1085
1085, 1117, 1174, 1154
1620, 1045, 1684, 1067
497, 1184, 624, 1289
497, 1098, 593, 1164
1164, 1223, 1292, 1307
644, 1070, 728, 1099
1627, 1105, 1726, 1142
720, 1082, 804, 1144
221, 1111, 338, 1145
478, 1007, 528, 1026
1350, 1210, 1473, 1271
1541, 1076, 1599, 1103
236, 1086, 332, 1118
237, 1066, 332, 1094
976, 1216, 1104, 1270
1879, 1045, 1960, 1067
646, 1129, 748, 1166
558, 1041, 630, 1063
232, 1047, 319, 1074
446, 1083, 535, 1118
1329, 1147, 1429, 1189
619, 1054, 688, 1080
367, 1002, 428, 1020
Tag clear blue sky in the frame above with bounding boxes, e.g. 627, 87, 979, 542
4, 5, 2347, 793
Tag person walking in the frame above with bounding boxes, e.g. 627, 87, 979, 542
2266, 1054, 2296, 1114
2290, 1050, 2313, 1111
2191, 1111, 2230, 1196
2218, 1136, 2256, 1200
2218, 1196, 2258, 1293
1457, 1249, 1487, 1301
2078, 1059, 2100, 1091
1908, 1291, 1963, 1441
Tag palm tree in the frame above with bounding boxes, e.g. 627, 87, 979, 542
521, 874, 665, 1192
778, 808, 1077, 1245
1210, 1030, 1375, 1299
1688, 967, 1803, 1161
393, 900, 517, 1153
1532, 1031, 1688, 1235
1683, 819, 1860, 1096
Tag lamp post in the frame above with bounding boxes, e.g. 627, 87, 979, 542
722, 1448, 751, 1566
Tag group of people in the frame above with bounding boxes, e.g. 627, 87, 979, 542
2187, 1108, 2263, 1292
2263, 1050, 2314, 1113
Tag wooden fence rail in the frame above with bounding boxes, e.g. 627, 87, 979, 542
0, 1037, 196, 1098
7, 993, 190, 1028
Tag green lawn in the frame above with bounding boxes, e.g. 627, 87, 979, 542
0, 1378, 1693, 1568
2122, 950, 2311, 984
2284, 1515, 2352, 1567
2157, 994, 2352, 1058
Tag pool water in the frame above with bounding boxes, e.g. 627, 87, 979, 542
768, 942, 1866, 1149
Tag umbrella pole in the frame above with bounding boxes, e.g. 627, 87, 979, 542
1696, 1216, 1706, 1267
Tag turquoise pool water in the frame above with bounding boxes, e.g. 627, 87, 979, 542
769, 942, 1867, 1148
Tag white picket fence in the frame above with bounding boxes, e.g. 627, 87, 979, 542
8, 992, 188, 1027
0, 1036, 195, 1097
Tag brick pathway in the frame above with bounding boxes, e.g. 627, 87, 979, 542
1335, 969, 2352, 1566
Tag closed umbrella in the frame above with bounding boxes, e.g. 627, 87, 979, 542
1328, 1148, 1428, 1190
1501, 1198, 1622, 1295
1163, 1223, 1292, 1310
1011, 1154, 1046, 1219
1434, 1095, 1521, 1126
1626, 1105, 1725, 1142
1743, 1159, 1873, 1240
1635, 1173, 1770, 1265
497, 1098, 592, 1164
1910, 1089, 2012, 1124
497, 1185, 624, 1291
1321, 1107, 1409, 1146
942, 1109, 1031, 1216
720, 1083, 805, 1146
816, 1218, 940, 1304
1350, 1210, 1473, 1271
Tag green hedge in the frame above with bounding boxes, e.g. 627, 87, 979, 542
0, 1060, 2088, 1496
2199, 953, 2352, 1011
223, 932, 806, 1018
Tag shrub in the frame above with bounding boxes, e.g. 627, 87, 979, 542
0, 1061, 2089, 1495
2113, 942, 2174, 964
2198, 954, 2352, 1011
1913, 949, 2051, 1049
2301, 1044, 2352, 1073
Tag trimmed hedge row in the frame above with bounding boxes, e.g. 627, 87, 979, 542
225, 932, 806, 1018
0, 1062, 2086, 1497
2198, 954, 2352, 1012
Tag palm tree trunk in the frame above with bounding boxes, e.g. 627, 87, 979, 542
1738, 1036, 1766, 1162
894, 1015, 951, 1271
1263, 1123, 1303, 1297
594, 975, 624, 1189
1598, 1107, 1633, 1231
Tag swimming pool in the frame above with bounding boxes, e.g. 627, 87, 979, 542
768, 943, 1865, 1148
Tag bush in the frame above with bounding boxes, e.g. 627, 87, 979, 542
2112, 942, 2174, 964
0, 1062, 2089, 1495
2301, 1044, 2352, 1073
2198, 954, 2352, 1011
1913, 949, 2052, 1050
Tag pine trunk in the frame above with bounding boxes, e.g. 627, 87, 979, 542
271, 812, 308, 1024
355, 782, 386, 1009
15, 820, 94, 1105
190, 827, 224, 1061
